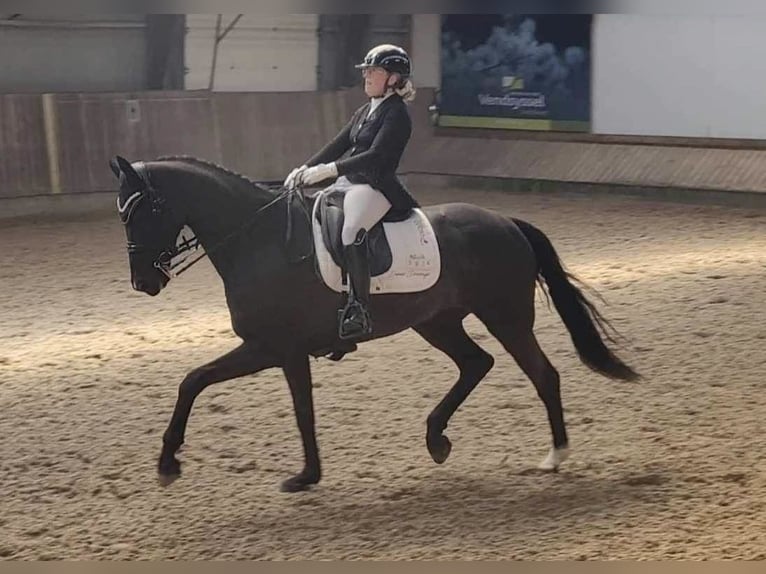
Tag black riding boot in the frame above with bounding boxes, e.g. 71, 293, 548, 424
338, 231, 372, 340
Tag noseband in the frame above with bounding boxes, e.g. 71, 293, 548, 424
117, 162, 199, 279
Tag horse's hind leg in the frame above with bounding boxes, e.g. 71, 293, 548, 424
475, 309, 570, 471
414, 311, 495, 464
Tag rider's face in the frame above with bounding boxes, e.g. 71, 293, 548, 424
362, 67, 397, 97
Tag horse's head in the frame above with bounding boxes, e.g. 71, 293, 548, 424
110, 155, 185, 296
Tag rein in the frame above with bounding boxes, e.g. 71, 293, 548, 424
169, 189, 292, 278
120, 165, 314, 279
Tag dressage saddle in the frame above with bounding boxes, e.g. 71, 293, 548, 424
314, 188, 412, 279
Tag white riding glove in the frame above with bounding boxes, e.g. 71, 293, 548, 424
298, 162, 338, 187
284, 164, 307, 189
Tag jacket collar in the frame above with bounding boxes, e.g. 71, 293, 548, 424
364, 92, 400, 122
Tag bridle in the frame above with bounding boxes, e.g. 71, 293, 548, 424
117, 163, 314, 280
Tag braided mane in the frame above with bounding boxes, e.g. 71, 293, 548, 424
156, 155, 277, 193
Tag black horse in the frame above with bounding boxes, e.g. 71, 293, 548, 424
110, 155, 639, 492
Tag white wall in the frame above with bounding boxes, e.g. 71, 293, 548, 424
185, 14, 319, 92
0, 17, 146, 93
593, 14, 766, 139
707, 17, 766, 138
411, 14, 441, 88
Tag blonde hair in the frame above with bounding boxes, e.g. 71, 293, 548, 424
394, 79, 416, 102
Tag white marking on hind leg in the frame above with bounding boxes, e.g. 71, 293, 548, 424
538, 446, 570, 472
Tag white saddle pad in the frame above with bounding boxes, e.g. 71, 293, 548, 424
311, 192, 441, 294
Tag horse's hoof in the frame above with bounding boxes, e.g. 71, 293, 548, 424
280, 472, 319, 493
158, 471, 181, 487
157, 456, 181, 487
326, 342, 358, 361
427, 433, 452, 465
538, 446, 570, 472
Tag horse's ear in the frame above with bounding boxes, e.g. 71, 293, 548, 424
109, 157, 121, 179
115, 155, 133, 174
115, 155, 142, 188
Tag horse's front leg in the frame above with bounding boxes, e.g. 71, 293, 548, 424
280, 353, 321, 492
158, 341, 277, 486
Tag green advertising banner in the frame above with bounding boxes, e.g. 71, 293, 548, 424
438, 14, 592, 132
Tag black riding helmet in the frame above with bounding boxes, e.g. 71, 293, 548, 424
355, 44, 411, 81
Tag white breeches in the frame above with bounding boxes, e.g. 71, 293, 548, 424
332, 176, 392, 246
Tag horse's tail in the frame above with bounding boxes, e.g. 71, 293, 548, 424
512, 218, 640, 382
